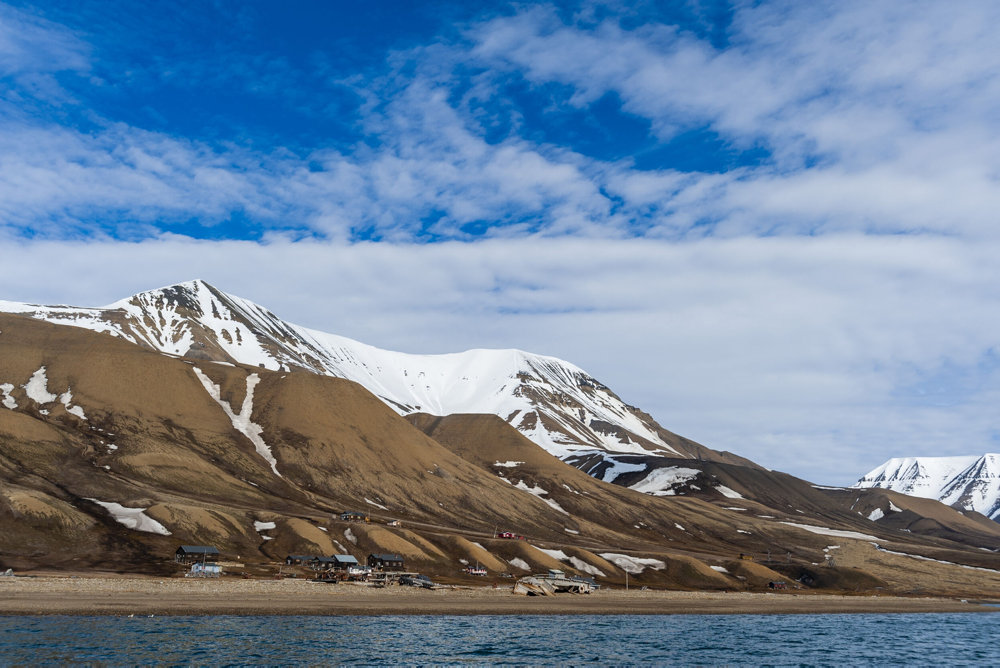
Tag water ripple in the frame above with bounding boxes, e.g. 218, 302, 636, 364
1, 613, 999, 666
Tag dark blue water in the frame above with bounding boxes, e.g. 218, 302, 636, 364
1, 614, 998, 665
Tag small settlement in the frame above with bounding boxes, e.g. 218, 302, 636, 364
169, 513, 601, 594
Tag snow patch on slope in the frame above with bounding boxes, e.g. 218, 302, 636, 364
509, 558, 531, 571
58, 389, 86, 420
88, 499, 171, 535
0, 383, 16, 409
628, 467, 699, 496
537, 549, 606, 577
365, 498, 388, 510
192, 368, 280, 476
591, 456, 647, 483
599, 553, 666, 574
23, 367, 57, 404
514, 480, 568, 515
716, 485, 743, 499
780, 522, 879, 541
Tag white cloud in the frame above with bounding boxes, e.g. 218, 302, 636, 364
2, 2, 1000, 487
0, 4, 88, 77
5, 2, 1000, 245
469, 2, 1000, 239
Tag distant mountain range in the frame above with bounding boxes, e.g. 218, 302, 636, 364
854, 455, 1000, 520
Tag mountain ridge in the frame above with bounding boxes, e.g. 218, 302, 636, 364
853, 454, 1000, 521
0, 279, 727, 481
4, 307, 1000, 595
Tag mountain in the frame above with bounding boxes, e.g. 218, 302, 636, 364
1, 311, 717, 577
853, 455, 1000, 521
4, 305, 1000, 595
0, 280, 740, 488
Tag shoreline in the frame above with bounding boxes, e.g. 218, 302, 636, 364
1, 576, 996, 616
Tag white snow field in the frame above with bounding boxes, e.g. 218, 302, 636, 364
855, 454, 1000, 520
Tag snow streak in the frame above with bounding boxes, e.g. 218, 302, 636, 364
192, 368, 280, 476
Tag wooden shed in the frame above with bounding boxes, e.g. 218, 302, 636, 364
331, 554, 360, 570
175, 545, 220, 563
367, 553, 405, 571
285, 554, 313, 566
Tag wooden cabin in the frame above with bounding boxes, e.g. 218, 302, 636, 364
367, 553, 405, 571
175, 545, 220, 563
310, 556, 337, 570
331, 554, 360, 570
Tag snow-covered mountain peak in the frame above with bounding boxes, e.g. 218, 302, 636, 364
0, 281, 690, 462
104, 278, 214, 309
854, 454, 1000, 521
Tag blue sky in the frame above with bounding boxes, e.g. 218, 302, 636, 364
3, 0, 1000, 484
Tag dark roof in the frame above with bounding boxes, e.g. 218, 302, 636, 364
286, 554, 314, 561
176, 545, 219, 554
369, 553, 404, 562
312, 556, 337, 564
341, 510, 368, 515
332, 554, 359, 565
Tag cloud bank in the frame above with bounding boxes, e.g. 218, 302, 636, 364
2, 0, 999, 483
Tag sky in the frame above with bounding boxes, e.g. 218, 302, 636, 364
2, 0, 999, 485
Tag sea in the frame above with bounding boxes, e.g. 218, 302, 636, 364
2, 613, 999, 666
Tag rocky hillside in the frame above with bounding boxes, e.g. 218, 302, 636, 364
3, 303, 1000, 596
0, 280, 732, 475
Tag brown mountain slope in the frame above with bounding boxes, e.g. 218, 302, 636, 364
4, 313, 1000, 595
0, 314, 602, 545
1, 313, 751, 583
816, 486, 1000, 549
406, 412, 772, 553
407, 413, 1000, 587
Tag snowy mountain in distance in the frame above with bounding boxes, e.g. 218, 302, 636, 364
0, 280, 705, 467
853, 455, 1000, 521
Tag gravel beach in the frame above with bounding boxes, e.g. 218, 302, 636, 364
1, 575, 994, 616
